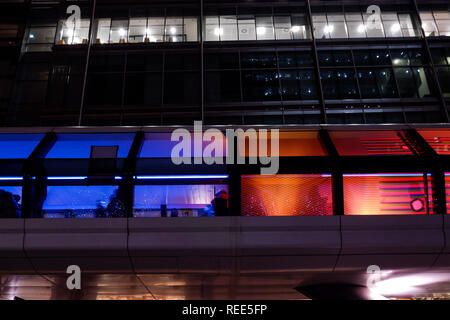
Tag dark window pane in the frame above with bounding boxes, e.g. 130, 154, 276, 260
394, 67, 417, 98
320, 69, 338, 99
318, 51, 352, 67
86, 73, 123, 105
357, 69, 380, 98
241, 52, 277, 69
14, 81, 47, 104
164, 72, 200, 104
353, 51, 371, 66
431, 48, 448, 66
205, 52, 239, 69
242, 70, 280, 101
298, 70, 317, 99
376, 68, 398, 98
89, 54, 125, 72
205, 71, 241, 102
280, 70, 299, 100
318, 52, 333, 67
47, 66, 83, 108
278, 51, 313, 68
125, 73, 162, 105
437, 66, 450, 97
126, 54, 163, 72
280, 70, 317, 100
391, 49, 426, 66
371, 50, 391, 66
321, 69, 358, 99
165, 53, 200, 71
333, 51, 353, 66
354, 50, 391, 66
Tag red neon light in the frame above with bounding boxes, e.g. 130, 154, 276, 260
330, 131, 414, 156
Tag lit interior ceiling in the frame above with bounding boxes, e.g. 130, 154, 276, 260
1, 270, 450, 300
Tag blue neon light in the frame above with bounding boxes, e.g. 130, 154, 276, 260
47, 176, 88, 180
0, 177, 23, 181
135, 175, 229, 180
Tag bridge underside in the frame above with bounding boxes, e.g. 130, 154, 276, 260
1, 216, 450, 300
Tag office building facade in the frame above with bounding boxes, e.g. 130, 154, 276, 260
0, 0, 450, 300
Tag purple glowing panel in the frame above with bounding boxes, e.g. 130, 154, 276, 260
45, 133, 135, 159
138, 132, 227, 158
0, 134, 44, 159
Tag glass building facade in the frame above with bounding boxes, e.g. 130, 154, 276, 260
0, 0, 446, 126
0, 0, 449, 219
0, 127, 448, 218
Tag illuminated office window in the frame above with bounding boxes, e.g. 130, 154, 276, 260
241, 174, 333, 216
55, 19, 90, 45
343, 173, 433, 215
312, 12, 418, 39
24, 24, 56, 52
420, 11, 450, 37
93, 16, 198, 44
204, 14, 309, 41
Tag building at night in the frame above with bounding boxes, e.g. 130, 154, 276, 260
0, 0, 450, 300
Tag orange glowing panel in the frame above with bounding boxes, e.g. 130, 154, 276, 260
343, 173, 433, 215
418, 130, 450, 155
241, 174, 333, 216
238, 131, 327, 157
329, 131, 413, 156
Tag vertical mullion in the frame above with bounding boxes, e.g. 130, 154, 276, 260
200, 0, 204, 123
78, 0, 97, 126
411, 0, 449, 123
305, 0, 327, 124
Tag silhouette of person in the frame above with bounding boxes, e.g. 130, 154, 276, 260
201, 190, 229, 217
0, 189, 20, 218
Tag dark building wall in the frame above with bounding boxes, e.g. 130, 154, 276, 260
0, 0, 449, 126
0, 0, 28, 126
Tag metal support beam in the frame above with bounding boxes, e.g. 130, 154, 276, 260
319, 129, 343, 215
21, 132, 57, 218
404, 128, 447, 214
121, 131, 145, 218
